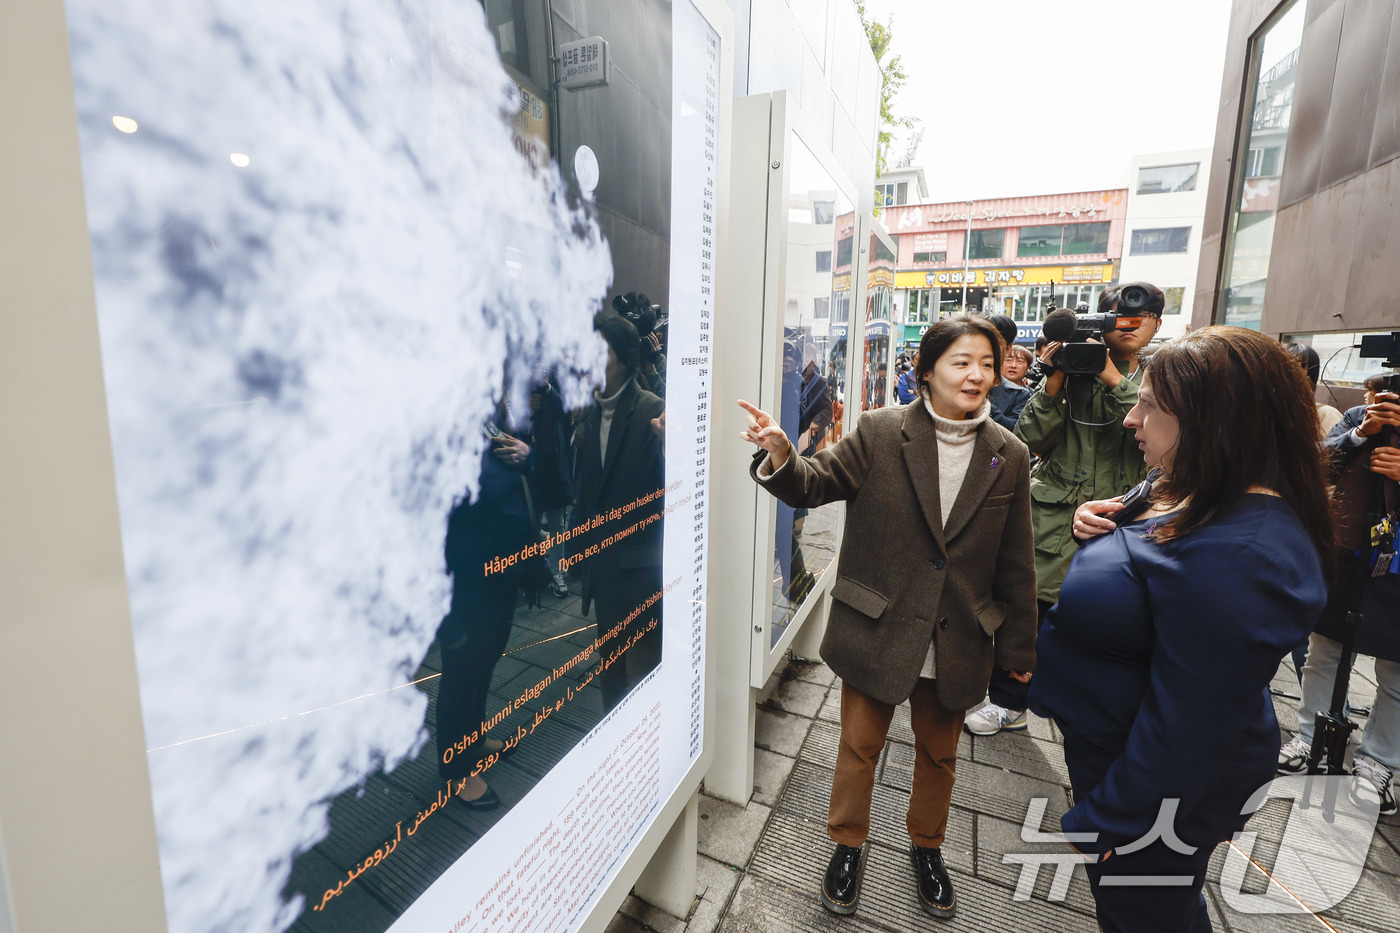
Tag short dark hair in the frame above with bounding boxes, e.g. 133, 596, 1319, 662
595, 311, 641, 378
914, 315, 1003, 397
1099, 281, 1165, 318
1141, 326, 1334, 581
1283, 342, 1321, 390
984, 313, 1017, 347
1364, 373, 1393, 393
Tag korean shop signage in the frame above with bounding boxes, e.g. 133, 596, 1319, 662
559, 36, 610, 89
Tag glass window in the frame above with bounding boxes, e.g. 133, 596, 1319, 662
1137, 163, 1199, 194
776, 138, 850, 645
874, 236, 897, 264
1017, 225, 1063, 257
1246, 146, 1284, 178
1062, 222, 1109, 255
1130, 227, 1191, 255
896, 182, 908, 205
1287, 331, 1396, 386
1161, 287, 1185, 315
906, 289, 937, 324
912, 251, 946, 262
966, 228, 1004, 260
1219, 0, 1305, 330
482, 0, 530, 74
938, 289, 963, 316
834, 292, 851, 323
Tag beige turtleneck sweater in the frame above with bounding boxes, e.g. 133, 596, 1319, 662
919, 395, 990, 679
595, 378, 633, 466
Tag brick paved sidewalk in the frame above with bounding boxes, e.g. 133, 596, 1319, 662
609, 654, 1399, 933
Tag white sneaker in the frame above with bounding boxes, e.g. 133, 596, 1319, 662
1352, 756, 1397, 817
964, 703, 1028, 736
1277, 734, 1311, 774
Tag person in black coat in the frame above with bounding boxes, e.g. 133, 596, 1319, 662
529, 378, 574, 597
984, 314, 1031, 431
436, 402, 536, 810
574, 313, 666, 711
1276, 374, 1400, 814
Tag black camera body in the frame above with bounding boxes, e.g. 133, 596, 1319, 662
1358, 332, 1400, 394
1041, 284, 1154, 376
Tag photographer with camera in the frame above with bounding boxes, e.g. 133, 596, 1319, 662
612, 291, 668, 399
1276, 369, 1400, 815
965, 283, 1162, 736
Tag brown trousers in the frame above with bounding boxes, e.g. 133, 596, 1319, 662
827, 679, 962, 848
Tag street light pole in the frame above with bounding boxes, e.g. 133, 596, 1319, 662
960, 199, 973, 312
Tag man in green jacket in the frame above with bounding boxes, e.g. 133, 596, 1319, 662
965, 282, 1163, 736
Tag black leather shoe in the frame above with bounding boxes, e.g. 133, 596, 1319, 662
820, 843, 864, 915
457, 784, 500, 811
911, 844, 956, 918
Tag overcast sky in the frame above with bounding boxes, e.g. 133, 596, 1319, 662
860, 0, 1234, 202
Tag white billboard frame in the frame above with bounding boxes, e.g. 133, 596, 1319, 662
0, 0, 734, 929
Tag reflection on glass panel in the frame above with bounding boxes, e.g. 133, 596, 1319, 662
1062, 222, 1110, 255
1017, 224, 1063, 257
966, 228, 1004, 259
1137, 163, 1199, 194
482, 0, 531, 73
1220, 0, 1304, 330
874, 235, 898, 264
771, 138, 851, 648
62, 0, 681, 929
861, 228, 898, 416
1289, 330, 1396, 385
1162, 287, 1185, 315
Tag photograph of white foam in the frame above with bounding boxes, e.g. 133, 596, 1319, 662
64, 1, 612, 929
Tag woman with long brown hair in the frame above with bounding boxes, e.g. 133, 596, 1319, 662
1032, 326, 1334, 932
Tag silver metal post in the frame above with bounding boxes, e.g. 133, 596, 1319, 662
961, 199, 973, 311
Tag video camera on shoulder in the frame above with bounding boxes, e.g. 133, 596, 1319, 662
1040, 283, 1157, 376
612, 291, 668, 356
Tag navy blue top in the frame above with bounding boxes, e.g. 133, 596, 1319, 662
1029, 494, 1326, 854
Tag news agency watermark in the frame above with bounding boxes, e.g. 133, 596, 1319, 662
1003, 775, 1382, 913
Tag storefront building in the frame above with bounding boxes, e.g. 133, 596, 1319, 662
1118, 148, 1213, 342
881, 190, 1128, 348
1197, 0, 1400, 401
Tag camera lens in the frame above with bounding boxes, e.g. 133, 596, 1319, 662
1119, 285, 1149, 311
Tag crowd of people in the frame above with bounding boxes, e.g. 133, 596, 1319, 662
740, 283, 1399, 931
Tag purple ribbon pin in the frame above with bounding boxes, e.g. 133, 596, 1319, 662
989, 455, 1000, 469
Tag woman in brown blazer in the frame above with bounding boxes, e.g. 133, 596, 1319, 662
740, 315, 1036, 920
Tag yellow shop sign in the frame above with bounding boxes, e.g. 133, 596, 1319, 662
894, 265, 1112, 289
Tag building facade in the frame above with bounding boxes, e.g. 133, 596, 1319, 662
1119, 148, 1213, 341
880, 190, 1129, 349
1197, 0, 1400, 395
